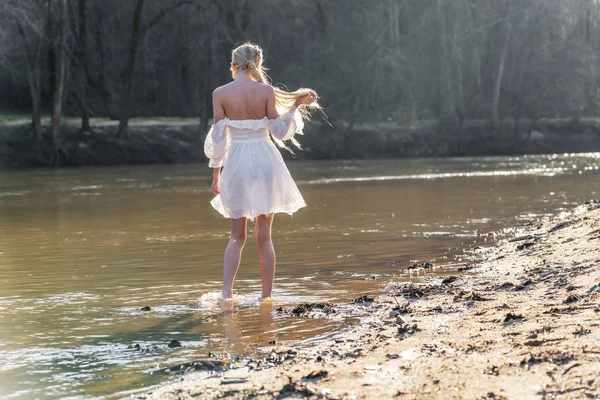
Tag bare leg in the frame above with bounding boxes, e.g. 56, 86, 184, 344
222, 218, 247, 299
254, 213, 276, 299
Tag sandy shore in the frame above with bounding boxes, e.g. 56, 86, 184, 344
129, 203, 600, 400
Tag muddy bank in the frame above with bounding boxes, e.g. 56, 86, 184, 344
0, 121, 203, 168
305, 117, 600, 159
3, 117, 600, 167
128, 202, 600, 400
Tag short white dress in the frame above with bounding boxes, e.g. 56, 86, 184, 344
204, 107, 306, 219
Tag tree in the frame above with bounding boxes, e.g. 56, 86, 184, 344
2, 0, 600, 144
51, 0, 69, 148
117, 0, 193, 137
492, 2, 511, 127
70, 0, 91, 132
2, 0, 51, 139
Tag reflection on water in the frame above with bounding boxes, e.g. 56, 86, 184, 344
0, 153, 599, 398
222, 300, 277, 355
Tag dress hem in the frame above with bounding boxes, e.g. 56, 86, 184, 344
210, 202, 306, 220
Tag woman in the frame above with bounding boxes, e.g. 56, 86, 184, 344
204, 43, 319, 300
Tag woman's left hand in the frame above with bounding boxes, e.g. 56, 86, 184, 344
211, 177, 220, 195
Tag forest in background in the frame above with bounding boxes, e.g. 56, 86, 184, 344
0, 0, 599, 164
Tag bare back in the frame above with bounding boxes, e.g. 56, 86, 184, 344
212, 78, 279, 123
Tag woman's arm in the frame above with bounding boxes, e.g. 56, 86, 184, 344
213, 88, 226, 123
266, 87, 317, 119
266, 87, 279, 120
266, 87, 317, 141
205, 89, 229, 195
212, 89, 224, 194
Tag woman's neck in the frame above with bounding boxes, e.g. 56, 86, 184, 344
234, 70, 254, 82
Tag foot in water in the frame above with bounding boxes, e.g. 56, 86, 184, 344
221, 292, 234, 300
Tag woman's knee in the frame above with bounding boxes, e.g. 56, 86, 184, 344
230, 218, 247, 243
254, 229, 271, 244
230, 230, 247, 243
253, 226, 260, 241
230, 226, 247, 243
254, 214, 273, 244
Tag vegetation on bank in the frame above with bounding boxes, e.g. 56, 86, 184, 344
0, 117, 202, 167
3, 115, 600, 168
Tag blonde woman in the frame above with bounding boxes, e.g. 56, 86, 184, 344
204, 43, 319, 300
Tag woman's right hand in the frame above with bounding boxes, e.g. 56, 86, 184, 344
295, 91, 318, 106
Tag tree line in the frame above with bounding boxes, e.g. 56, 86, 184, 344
0, 0, 598, 148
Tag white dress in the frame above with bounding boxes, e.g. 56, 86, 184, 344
204, 107, 307, 219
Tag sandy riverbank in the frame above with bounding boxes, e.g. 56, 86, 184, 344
129, 202, 600, 400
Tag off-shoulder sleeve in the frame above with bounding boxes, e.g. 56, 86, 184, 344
267, 106, 304, 141
203, 120, 230, 168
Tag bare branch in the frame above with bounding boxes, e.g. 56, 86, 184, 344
139, 0, 193, 37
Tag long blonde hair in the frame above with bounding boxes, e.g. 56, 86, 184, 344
231, 42, 321, 120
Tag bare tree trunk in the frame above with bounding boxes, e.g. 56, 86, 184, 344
436, 0, 455, 121
389, 0, 400, 44
583, 0, 594, 115
118, 0, 145, 137
30, 38, 44, 140
77, 0, 91, 132
492, 21, 511, 127
315, 0, 329, 81
85, 5, 119, 120
585, 0, 591, 44
52, 0, 69, 149
200, 21, 216, 134
30, 72, 43, 139
117, 0, 192, 137
17, 19, 46, 140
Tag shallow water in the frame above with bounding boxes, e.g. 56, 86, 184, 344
0, 153, 599, 398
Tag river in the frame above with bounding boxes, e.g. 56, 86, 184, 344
0, 153, 598, 399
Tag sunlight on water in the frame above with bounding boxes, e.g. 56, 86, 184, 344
302, 167, 566, 184
0, 153, 599, 398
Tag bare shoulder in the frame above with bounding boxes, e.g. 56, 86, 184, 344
257, 82, 274, 93
256, 83, 275, 99
213, 84, 228, 98
214, 81, 239, 95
